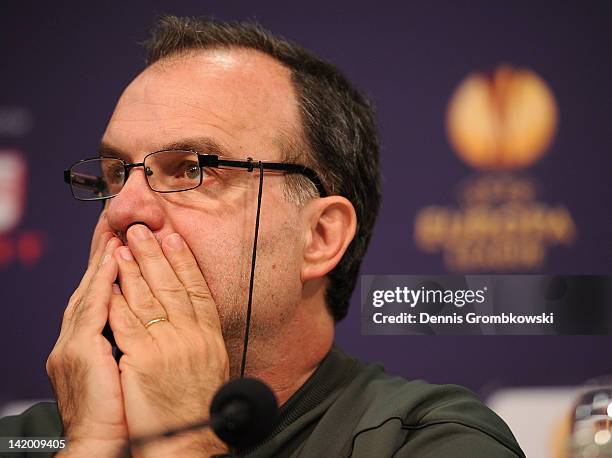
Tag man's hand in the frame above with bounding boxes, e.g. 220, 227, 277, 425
46, 229, 127, 457
108, 224, 230, 458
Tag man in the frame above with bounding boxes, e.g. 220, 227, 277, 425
0, 16, 524, 457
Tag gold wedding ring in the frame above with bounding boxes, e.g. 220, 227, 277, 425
144, 317, 168, 329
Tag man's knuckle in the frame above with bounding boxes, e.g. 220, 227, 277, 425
157, 283, 185, 295
68, 289, 83, 306
173, 259, 194, 272
123, 268, 141, 280
62, 298, 81, 325
46, 352, 57, 374
71, 300, 87, 323
140, 248, 162, 261
62, 306, 72, 322
187, 284, 212, 301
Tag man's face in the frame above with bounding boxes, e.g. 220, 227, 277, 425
99, 48, 308, 356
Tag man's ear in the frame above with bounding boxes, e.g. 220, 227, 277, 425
301, 196, 357, 282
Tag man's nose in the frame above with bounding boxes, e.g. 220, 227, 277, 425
105, 167, 164, 237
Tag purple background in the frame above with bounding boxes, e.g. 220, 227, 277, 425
1, 1, 611, 404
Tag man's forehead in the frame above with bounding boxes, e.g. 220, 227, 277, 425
103, 48, 300, 161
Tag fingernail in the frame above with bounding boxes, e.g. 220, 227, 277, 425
119, 247, 134, 261
112, 284, 122, 295
166, 233, 184, 250
132, 225, 151, 240
101, 254, 111, 265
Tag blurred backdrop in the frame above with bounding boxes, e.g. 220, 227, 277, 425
1, 1, 611, 453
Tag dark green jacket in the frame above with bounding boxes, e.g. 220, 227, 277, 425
0, 346, 524, 457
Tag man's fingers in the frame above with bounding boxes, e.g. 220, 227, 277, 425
61, 235, 118, 336
77, 231, 115, 292
88, 210, 113, 260
108, 286, 152, 355
161, 233, 221, 330
125, 225, 196, 326
71, 237, 122, 336
114, 245, 175, 332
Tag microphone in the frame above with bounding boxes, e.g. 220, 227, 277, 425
119, 377, 279, 457
210, 377, 279, 449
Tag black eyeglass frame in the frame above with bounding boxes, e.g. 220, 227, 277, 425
63, 149, 328, 201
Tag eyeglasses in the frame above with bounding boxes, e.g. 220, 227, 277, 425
64, 149, 328, 201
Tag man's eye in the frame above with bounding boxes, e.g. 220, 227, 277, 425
105, 165, 125, 184
175, 161, 201, 180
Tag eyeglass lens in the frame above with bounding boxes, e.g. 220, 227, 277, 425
69, 151, 202, 200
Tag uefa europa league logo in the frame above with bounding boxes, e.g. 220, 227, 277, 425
446, 64, 558, 171
414, 64, 576, 271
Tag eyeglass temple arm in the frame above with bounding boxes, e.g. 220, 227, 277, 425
197, 155, 327, 197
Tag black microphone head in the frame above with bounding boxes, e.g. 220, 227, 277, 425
210, 377, 279, 449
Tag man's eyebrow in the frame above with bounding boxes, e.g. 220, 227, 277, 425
98, 142, 130, 160
161, 137, 236, 157
97, 137, 236, 160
